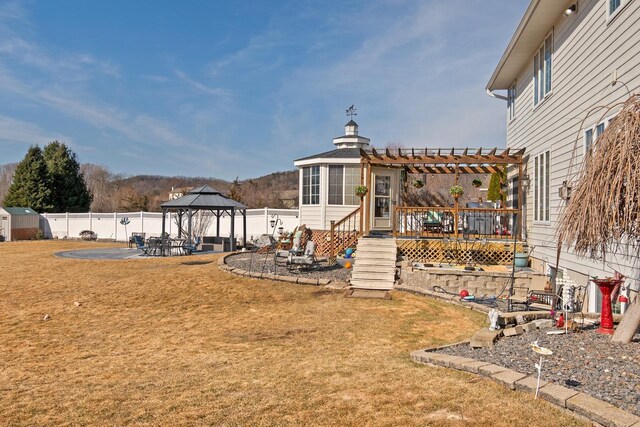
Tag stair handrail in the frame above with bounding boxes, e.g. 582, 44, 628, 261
329, 206, 361, 262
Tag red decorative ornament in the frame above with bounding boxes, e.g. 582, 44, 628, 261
619, 295, 629, 303
459, 290, 469, 298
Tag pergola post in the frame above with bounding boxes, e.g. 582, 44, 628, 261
518, 163, 524, 241
230, 207, 236, 251
359, 162, 364, 236
365, 163, 372, 235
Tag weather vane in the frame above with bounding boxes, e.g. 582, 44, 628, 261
346, 105, 357, 119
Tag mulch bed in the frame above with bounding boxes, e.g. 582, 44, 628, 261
225, 252, 351, 283
436, 327, 640, 416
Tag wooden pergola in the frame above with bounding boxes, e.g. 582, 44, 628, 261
358, 147, 526, 238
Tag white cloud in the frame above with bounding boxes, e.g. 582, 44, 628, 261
0, 114, 71, 145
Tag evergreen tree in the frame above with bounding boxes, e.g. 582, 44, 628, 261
3, 146, 53, 212
487, 165, 507, 203
43, 141, 92, 212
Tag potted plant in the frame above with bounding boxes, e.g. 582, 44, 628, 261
514, 244, 532, 268
449, 185, 464, 199
472, 178, 482, 188
413, 179, 424, 189
355, 185, 368, 198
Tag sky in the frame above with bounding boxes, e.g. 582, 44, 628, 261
0, 0, 529, 180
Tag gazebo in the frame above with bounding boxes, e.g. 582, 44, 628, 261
160, 185, 247, 253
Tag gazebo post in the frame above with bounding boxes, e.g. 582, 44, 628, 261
230, 207, 236, 251
177, 210, 183, 238
161, 208, 167, 257
187, 208, 192, 247
242, 209, 247, 250
518, 163, 524, 240
216, 210, 220, 237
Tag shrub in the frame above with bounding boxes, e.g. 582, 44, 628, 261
79, 230, 98, 241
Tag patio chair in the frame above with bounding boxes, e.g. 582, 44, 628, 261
132, 234, 151, 255
183, 236, 201, 254
287, 240, 318, 271
275, 230, 303, 267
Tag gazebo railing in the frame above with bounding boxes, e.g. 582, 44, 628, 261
394, 206, 518, 240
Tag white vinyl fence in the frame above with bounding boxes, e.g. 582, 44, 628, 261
39, 208, 299, 242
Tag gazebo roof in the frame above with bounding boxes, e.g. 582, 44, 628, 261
161, 185, 246, 210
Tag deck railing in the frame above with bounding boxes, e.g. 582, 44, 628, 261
393, 206, 519, 240
329, 207, 361, 261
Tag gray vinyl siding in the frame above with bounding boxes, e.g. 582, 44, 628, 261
506, 0, 640, 308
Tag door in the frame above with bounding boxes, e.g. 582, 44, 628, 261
372, 172, 393, 229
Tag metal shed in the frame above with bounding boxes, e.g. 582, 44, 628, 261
0, 207, 40, 241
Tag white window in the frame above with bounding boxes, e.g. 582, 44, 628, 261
584, 115, 616, 155
507, 82, 516, 121
533, 151, 550, 222
344, 166, 360, 205
328, 165, 361, 205
609, 0, 625, 17
302, 166, 320, 205
533, 33, 553, 106
328, 165, 343, 205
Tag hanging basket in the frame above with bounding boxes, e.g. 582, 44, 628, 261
449, 185, 464, 198
355, 185, 368, 198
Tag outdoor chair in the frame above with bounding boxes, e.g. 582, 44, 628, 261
183, 236, 201, 254
132, 234, 151, 254
287, 240, 318, 271
275, 231, 303, 267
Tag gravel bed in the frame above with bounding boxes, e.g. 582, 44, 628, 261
437, 327, 640, 415
225, 252, 351, 283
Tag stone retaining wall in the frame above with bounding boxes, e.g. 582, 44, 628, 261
398, 261, 546, 297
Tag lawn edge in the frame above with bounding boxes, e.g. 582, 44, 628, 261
411, 346, 640, 427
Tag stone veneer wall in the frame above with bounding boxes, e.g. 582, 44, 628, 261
398, 261, 547, 298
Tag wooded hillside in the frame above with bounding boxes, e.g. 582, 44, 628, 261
0, 163, 299, 212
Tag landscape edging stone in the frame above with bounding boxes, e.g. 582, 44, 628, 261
411, 346, 640, 427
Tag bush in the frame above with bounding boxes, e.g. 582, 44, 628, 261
35, 229, 45, 240
79, 230, 98, 241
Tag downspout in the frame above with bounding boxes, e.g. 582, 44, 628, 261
485, 88, 508, 101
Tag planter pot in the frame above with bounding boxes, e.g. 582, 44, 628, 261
514, 252, 529, 268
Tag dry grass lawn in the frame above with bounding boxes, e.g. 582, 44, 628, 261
0, 241, 587, 426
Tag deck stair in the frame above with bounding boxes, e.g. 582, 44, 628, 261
350, 238, 397, 290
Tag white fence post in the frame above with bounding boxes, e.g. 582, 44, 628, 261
140, 211, 144, 233
114, 212, 118, 241
264, 207, 268, 234
66, 212, 69, 238
89, 212, 93, 231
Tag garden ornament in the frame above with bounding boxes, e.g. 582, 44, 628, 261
488, 308, 500, 331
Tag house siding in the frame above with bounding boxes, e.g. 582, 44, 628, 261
506, 0, 640, 311
298, 164, 361, 231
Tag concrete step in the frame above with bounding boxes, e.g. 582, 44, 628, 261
356, 247, 397, 255
350, 278, 394, 290
358, 239, 397, 246
353, 259, 397, 267
351, 272, 396, 282
352, 266, 396, 274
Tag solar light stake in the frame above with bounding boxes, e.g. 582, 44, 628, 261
530, 341, 553, 399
